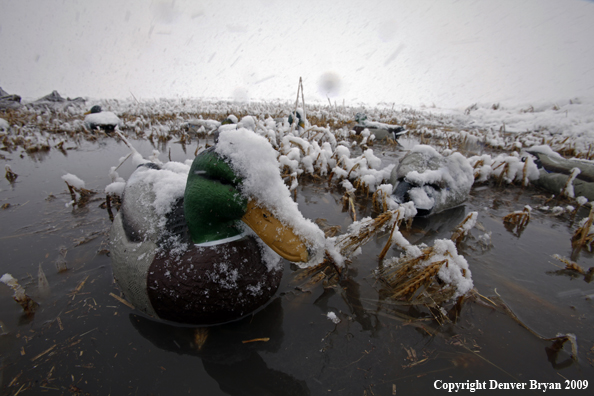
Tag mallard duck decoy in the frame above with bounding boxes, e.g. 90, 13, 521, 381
527, 149, 594, 200
28, 90, 85, 110
288, 109, 305, 130
110, 136, 313, 325
221, 115, 238, 125
353, 112, 406, 140
0, 87, 22, 110
84, 105, 122, 132
390, 145, 474, 216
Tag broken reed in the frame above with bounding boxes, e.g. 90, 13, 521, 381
451, 212, 478, 245
378, 246, 457, 305
571, 204, 594, 250
503, 206, 531, 233
335, 210, 403, 259
0, 274, 39, 315
377, 211, 479, 305
372, 189, 389, 213
553, 254, 594, 281
64, 182, 94, 207
291, 261, 339, 292
5, 165, 18, 182
104, 193, 122, 221
341, 192, 357, 221
314, 218, 341, 238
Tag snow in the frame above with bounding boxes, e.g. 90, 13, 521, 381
420, 239, 474, 298
215, 128, 327, 266
126, 162, 190, 218
563, 167, 581, 198
184, 119, 221, 132
84, 111, 122, 128
525, 144, 564, 159
394, 145, 474, 214
326, 312, 341, 324
469, 152, 539, 186
463, 100, 594, 141
341, 180, 356, 194
576, 196, 589, 206
0, 273, 16, 285
239, 115, 256, 131
460, 212, 478, 233
332, 147, 394, 194
105, 181, 126, 196
0, 118, 9, 131
477, 232, 492, 249
577, 217, 594, 235
407, 188, 434, 211
382, 234, 474, 300
72, 95, 594, 306
105, 166, 127, 196
0, 273, 26, 300
61, 173, 85, 189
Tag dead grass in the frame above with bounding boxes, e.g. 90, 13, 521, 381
451, 212, 478, 245
503, 206, 531, 234
571, 205, 594, 250
378, 246, 458, 305
335, 210, 406, 259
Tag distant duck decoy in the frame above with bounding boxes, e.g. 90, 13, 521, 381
0, 87, 22, 110
221, 114, 239, 125
84, 105, 123, 132
353, 112, 406, 140
28, 90, 85, 110
288, 108, 305, 130
527, 149, 594, 201
390, 145, 474, 216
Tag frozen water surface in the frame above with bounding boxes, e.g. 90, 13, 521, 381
1, 102, 593, 395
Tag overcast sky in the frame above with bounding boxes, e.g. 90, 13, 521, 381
1, 0, 593, 108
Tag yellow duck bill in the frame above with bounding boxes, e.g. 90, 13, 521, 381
242, 200, 309, 263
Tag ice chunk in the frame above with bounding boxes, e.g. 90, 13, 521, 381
326, 311, 341, 324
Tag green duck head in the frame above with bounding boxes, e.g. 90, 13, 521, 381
85, 105, 102, 115
184, 148, 308, 262
288, 110, 305, 129
184, 148, 245, 243
221, 115, 238, 125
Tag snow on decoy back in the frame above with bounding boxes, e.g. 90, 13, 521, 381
390, 145, 474, 216
84, 105, 122, 132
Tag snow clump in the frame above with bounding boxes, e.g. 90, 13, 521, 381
216, 128, 327, 267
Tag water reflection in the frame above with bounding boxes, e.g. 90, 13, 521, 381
311, 269, 382, 336
130, 298, 310, 396
545, 344, 574, 370
405, 205, 467, 245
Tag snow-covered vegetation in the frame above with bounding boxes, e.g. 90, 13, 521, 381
3, 96, 594, 305
3, 96, 594, 156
